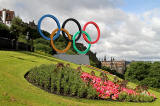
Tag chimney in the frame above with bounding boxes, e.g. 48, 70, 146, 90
2, 9, 6, 24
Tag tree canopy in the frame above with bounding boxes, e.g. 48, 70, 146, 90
125, 62, 160, 88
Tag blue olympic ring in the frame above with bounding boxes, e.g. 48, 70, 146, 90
38, 14, 61, 40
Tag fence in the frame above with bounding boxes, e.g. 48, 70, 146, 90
0, 37, 34, 51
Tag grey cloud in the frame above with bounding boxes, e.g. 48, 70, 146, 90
1, 0, 160, 61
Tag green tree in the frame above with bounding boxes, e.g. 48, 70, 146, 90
125, 62, 151, 82
143, 62, 160, 88
10, 16, 24, 41
0, 23, 10, 38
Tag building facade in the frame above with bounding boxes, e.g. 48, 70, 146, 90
0, 9, 15, 26
101, 57, 127, 74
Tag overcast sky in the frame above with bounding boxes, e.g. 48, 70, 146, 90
1, 0, 160, 61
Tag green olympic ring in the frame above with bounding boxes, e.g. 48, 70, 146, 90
72, 31, 91, 54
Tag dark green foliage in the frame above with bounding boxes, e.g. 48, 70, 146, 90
11, 16, 42, 40
34, 43, 52, 54
125, 62, 151, 82
25, 64, 54, 91
141, 78, 160, 88
125, 62, 160, 88
0, 23, 10, 38
10, 16, 25, 41
34, 38, 50, 45
25, 63, 98, 99
34, 38, 57, 54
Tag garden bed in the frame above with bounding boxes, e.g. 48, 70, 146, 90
25, 63, 156, 102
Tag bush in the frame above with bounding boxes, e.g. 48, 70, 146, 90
118, 92, 155, 102
118, 92, 127, 101
35, 43, 52, 54
25, 63, 98, 99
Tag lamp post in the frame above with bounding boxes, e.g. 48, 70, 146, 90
10, 31, 14, 49
26, 32, 30, 51
12, 29, 19, 50
26, 32, 30, 40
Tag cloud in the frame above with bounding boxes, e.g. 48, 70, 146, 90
0, 0, 160, 61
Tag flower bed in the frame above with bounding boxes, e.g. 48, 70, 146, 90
80, 72, 156, 102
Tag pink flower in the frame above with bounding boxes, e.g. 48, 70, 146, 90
80, 72, 156, 100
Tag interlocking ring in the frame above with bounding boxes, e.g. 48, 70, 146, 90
62, 18, 82, 42
83, 21, 100, 44
50, 28, 72, 53
73, 31, 91, 54
37, 14, 101, 54
38, 14, 61, 40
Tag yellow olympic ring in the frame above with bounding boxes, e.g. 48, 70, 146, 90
50, 28, 72, 53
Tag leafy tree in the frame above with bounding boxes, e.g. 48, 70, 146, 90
125, 62, 151, 82
0, 23, 10, 38
145, 62, 160, 88
149, 62, 160, 79
125, 62, 160, 88
141, 77, 160, 88
10, 16, 24, 41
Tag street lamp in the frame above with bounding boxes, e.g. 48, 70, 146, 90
26, 32, 30, 51
12, 29, 19, 50
26, 32, 30, 40
10, 30, 14, 49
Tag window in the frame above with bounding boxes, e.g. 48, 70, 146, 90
118, 67, 123, 71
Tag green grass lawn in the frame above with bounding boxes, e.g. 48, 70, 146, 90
0, 50, 160, 106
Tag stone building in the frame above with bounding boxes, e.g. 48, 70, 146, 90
0, 9, 15, 26
28, 20, 37, 29
101, 57, 127, 74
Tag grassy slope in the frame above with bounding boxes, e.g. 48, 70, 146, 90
0, 51, 159, 106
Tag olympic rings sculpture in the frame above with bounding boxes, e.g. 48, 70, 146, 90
38, 14, 100, 54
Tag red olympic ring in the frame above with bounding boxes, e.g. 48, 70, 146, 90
83, 21, 100, 44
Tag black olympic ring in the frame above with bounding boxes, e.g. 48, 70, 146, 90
62, 18, 82, 42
